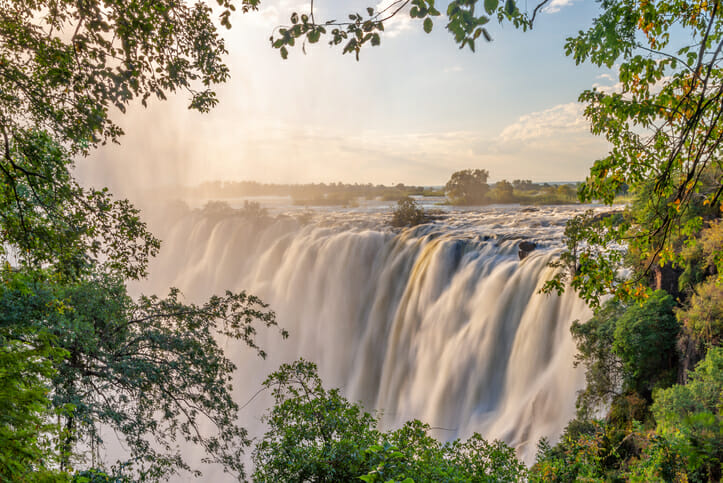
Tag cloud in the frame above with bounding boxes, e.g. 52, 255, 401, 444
542, 0, 579, 14
375, 0, 415, 38
241, 1, 312, 28
497, 102, 588, 143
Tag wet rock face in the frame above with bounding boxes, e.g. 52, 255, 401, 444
518, 241, 537, 260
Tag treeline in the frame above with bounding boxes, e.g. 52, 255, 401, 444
183, 180, 443, 206
444, 169, 581, 205
182, 175, 583, 207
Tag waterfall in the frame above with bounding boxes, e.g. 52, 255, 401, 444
137, 203, 592, 469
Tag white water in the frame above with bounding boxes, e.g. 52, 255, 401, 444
137, 201, 603, 473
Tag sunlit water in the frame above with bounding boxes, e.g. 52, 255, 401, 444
132, 199, 609, 477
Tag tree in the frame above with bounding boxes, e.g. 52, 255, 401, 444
445, 169, 490, 205
390, 196, 427, 227
253, 360, 527, 482
267, 0, 533, 60
0, 320, 65, 480
612, 291, 680, 398
0, 1, 289, 479
0, 269, 281, 479
648, 346, 722, 482
490, 179, 515, 203
537, 0, 723, 306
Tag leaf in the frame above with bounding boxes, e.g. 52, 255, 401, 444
280, 46, 288, 59
423, 17, 433, 34
484, 0, 498, 14
505, 0, 516, 15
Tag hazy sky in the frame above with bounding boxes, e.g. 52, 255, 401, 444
78, 0, 615, 190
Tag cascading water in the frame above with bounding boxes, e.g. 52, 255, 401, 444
136, 200, 600, 472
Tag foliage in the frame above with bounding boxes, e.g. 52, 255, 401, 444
0, 130, 159, 281
252, 359, 381, 482
530, 419, 639, 482
612, 290, 680, 397
0, 320, 66, 481
678, 218, 723, 292
0, 0, 289, 478
390, 196, 427, 227
0, 0, 243, 157
488, 180, 515, 203
676, 278, 723, 350
0, 267, 284, 479
537, 0, 723, 305
445, 169, 490, 205
570, 298, 626, 417
253, 360, 527, 482
268, 0, 532, 60
361, 424, 527, 483
650, 346, 723, 482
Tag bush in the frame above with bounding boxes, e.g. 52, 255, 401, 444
391, 196, 427, 227
648, 347, 723, 482
612, 290, 680, 397
253, 360, 527, 482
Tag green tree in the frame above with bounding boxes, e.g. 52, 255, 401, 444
490, 179, 515, 203
252, 359, 381, 482
0, 1, 289, 479
0, 321, 66, 481
570, 298, 626, 417
612, 291, 680, 398
644, 347, 723, 481
390, 196, 427, 227
253, 360, 527, 483
538, 0, 723, 305
445, 169, 490, 205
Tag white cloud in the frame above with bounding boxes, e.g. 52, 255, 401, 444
375, 0, 415, 38
542, 0, 579, 14
444, 65, 464, 73
498, 102, 588, 143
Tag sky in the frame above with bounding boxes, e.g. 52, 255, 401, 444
77, 0, 617, 190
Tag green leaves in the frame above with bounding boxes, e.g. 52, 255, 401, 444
1, 270, 283, 479
423, 17, 433, 34
484, 0, 499, 14
253, 360, 527, 482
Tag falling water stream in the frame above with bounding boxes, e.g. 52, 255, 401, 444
134, 199, 604, 475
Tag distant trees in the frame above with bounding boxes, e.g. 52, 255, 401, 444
444, 169, 490, 205
490, 180, 515, 203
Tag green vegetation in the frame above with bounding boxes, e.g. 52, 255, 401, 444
0, 1, 286, 480
390, 196, 427, 227
253, 360, 527, 483
442, 170, 580, 206
3, 0, 723, 481
445, 169, 491, 205
182, 180, 443, 205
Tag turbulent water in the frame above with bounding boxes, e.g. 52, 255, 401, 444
137, 199, 606, 471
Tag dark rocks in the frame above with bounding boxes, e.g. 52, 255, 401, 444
518, 241, 537, 260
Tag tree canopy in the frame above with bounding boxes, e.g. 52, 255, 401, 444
0, 0, 289, 479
